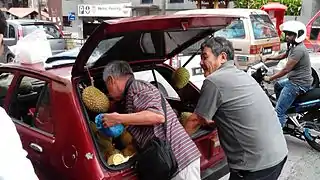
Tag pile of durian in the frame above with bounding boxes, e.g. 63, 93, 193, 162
81, 81, 136, 166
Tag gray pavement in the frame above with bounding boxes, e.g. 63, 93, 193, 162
219, 135, 320, 180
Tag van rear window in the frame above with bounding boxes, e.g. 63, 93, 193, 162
214, 19, 245, 39
22, 24, 62, 39
250, 14, 278, 39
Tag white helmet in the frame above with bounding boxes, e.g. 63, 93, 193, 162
279, 20, 307, 43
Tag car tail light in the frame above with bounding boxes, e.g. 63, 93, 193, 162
272, 42, 281, 51
250, 45, 258, 54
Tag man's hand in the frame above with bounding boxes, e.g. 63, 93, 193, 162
102, 112, 120, 127
263, 76, 271, 83
263, 57, 271, 62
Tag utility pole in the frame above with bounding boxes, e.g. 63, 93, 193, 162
38, 0, 42, 20
161, 0, 166, 15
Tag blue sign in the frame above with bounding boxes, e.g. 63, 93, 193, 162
68, 12, 76, 21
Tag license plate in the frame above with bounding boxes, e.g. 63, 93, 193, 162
262, 47, 272, 55
237, 56, 247, 62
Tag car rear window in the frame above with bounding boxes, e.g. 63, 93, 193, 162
22, 24, 62, 39
214, 19, 245, 39
87, 28, 215, 65
250, 14, 278, 39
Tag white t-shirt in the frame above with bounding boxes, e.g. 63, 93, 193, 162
0, 107, 39, 180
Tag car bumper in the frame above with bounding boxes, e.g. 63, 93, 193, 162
201, 158, 229, 180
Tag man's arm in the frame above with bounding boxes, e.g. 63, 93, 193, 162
184, 80, 222, 134
269, 49, 304, 81
265, 51, 288, 61
103, 88, 165, 127
104, 111, 164, 126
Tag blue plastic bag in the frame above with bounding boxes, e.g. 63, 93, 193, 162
95, 114, 124, 138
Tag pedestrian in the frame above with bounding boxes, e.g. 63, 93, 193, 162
101, 60, 201, 180
0, 10, 39, 180
263, 20, 313, 128
184, 37, 288, 180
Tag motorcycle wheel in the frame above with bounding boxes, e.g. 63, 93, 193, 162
303, 121, 320, 152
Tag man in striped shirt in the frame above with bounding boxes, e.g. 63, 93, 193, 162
101, 60, 201, 180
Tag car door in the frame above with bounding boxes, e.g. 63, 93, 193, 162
6, 74, 58, 179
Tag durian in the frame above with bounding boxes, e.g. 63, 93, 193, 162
89, 121, 115, 158
122, 144, 136, 157
82, 86, 110, 113
120, 130, 133, 146
107, 150, 130, 166
172, 67, 190, 89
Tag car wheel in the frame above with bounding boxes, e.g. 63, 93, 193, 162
6, 54, 14, 63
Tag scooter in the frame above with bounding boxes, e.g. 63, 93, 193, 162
246, 60, 320, 152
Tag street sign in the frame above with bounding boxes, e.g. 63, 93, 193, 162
68, 12, 76, 21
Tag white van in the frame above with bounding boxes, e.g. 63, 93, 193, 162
169, 8, 281, 88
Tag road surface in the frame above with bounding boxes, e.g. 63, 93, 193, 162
219, 135, 320, 180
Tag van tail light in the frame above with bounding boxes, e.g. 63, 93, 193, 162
272, 42, 281, 51
250, 45, 258, 54
17, 26, 23, 40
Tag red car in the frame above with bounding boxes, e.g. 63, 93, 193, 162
0, 14, 241, 180
304, 10, 320, 52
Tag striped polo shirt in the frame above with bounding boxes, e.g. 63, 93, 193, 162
125, 79, 201, 172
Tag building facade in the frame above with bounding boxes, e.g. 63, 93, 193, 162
61, 0, 198, 38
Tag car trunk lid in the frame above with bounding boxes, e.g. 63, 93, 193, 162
71, 14, 243, 77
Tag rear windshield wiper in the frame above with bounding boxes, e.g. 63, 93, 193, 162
45, 56, 77, 63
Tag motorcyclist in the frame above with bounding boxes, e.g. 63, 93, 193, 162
263, 20, 313, 128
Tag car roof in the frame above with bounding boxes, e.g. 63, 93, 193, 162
175, 8, 268, 17
0, 62, 73, 82
7, 19, 55, 25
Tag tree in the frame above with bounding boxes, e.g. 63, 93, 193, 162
233, 0, 302, 16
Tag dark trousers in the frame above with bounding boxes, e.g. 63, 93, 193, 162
229, 156, 287, 180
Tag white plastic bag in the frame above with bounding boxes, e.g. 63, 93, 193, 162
10, 29, 52, 64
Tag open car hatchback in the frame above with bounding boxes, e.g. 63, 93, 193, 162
0, 13, 242, 180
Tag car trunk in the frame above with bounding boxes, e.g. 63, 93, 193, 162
71, 14, 242, 177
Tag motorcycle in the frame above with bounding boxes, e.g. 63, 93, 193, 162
246, 60, 320, 152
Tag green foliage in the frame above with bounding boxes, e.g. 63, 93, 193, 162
234, 0, 302, 16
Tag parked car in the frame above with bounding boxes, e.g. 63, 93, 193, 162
3, 19, 66, 60
0, 44, 15, 63
0, 14, 242, 180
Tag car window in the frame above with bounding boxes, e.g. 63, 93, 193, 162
0, 72, 15, 107
8, 25, 15, 38
8, 76, 54, 134
22, 24, 62, 39
133, 70, 180, 100
250, 14, 278, 39
310, 16, 320, 40
87, 28, 211, 65
214, 19, 245, 39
